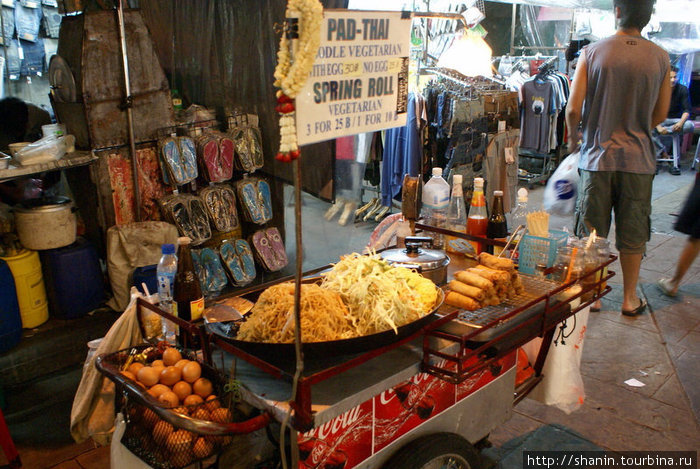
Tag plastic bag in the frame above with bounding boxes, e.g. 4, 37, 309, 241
544, 152, 580, 216
14, 134, 75, 166
522, 307, 590, 414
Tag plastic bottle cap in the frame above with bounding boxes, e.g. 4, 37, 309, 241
162, 243, 175, 255
177, 237, 192, 245
494, 190, 503, 196
453, 174, 463, 184
432, 167, 443, 177
474, 177, 484, 188
517, 187, 528, 203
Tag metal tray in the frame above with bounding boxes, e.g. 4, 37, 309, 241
438, 274, 561, 342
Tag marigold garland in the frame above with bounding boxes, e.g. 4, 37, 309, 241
273, 0, 323, 162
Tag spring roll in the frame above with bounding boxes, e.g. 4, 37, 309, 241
469, 266, 510, 284
484, 295, 501, 306
448, 280, 486, 301
445, 291, 481, 311
478, 252, 515, 271
455, 270, 494, 291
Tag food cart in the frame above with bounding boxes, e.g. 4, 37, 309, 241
96, 229, 615, 469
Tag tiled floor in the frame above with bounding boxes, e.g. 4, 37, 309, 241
2, 157, 699, 468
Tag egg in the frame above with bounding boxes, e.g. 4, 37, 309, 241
127, 362, 144, 375
204, 394, 220, 412
142, 409, 159, 428
193, 377, 213, 398
167, 430, 194, 453
170, 450, 193, 468
181, 361, 202, 383
183, 394, 204, 407
174, 359, 191, 370
159, 366, 182, 386
158, 391, 179, 408
172, 381, 192, 402
153, 420, 174, 445
192, 408, 210, 421
151, 359, 164, 368
136, 366, 160, 387
210, 407, 232, 423
193, 437, 213, 459
162, 347, 182, 366
147, 384, 171, 399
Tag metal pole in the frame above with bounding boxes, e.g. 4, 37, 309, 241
116, 0, 141, 221
509, 3, 517, 56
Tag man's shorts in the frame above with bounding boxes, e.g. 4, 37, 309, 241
575, 170, 654, 255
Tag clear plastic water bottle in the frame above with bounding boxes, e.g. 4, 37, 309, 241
444, 175, 469, 254
421, 167, 450, 248
157, 243, 177, 343
509, 188, 529, 263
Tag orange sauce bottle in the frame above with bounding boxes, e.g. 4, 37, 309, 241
467, 177, 488, 254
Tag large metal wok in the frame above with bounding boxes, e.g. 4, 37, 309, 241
205, 289, 444, 362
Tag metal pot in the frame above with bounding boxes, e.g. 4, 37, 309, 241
13, 196, 77, 250
380, 236, 450, 285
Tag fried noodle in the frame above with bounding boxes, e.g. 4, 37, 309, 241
237, 283, 356, 343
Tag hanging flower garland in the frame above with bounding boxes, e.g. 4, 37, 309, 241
273, 0, 323, 162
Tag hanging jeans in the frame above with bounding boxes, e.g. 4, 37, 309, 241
1, 5, 14, 45
41, 5, 60, 38
19, 37, 46, 76
14, 1, 41, 42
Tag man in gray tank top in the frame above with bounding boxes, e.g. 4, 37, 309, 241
565, 0, 671, 316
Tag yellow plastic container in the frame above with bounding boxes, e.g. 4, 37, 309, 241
0, 250, 49, 328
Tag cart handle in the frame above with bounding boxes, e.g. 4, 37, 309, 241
95, 354, 271, 435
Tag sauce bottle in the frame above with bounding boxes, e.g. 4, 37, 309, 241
486, 190, 508, 255
173, 237, 205, 326
466, 177, 488, 255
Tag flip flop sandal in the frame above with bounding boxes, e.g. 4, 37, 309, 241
200, 247, 228, 293
178, 137, 199, 182
235, 239, 257, 281
220, 241, 249, 286
265, 227, 288, 271
190, 249, 207, 292
621, 298, 647, 317
238, 180, 264, 224
218, 135, 235, 180
197, 135, 222, 182
257, 179, 273, 223
189, 198, 212, 244
160, 137, 186, 184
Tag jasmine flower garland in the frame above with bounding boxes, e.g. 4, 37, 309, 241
273, 0, 323, 162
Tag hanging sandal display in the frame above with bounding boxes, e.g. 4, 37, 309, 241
250, 227, 289, 272
236, 177, 273, 225
219, 239, 257, 286
200, 184, 240, 232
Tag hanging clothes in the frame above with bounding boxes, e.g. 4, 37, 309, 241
484, 129, 520, 212
381, 92, 424, 207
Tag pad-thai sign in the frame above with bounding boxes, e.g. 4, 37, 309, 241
295, 10, 411, 146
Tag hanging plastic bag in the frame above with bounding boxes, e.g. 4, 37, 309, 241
543, 152, 580, 216
522, 307, 590, 414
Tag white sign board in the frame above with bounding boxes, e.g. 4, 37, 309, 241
295, 10, 412, 146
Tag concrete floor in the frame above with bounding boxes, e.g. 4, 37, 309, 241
2, 157, 699, 468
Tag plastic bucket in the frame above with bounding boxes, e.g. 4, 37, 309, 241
42, 123, 66, 138
0, 250, 49, 329
0, 259, 22, 353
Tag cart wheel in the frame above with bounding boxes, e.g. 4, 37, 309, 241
383, 433, 481, 469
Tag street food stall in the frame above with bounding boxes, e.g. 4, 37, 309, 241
88, 2, 619, 468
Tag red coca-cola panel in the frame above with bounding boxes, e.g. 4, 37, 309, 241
298, 400, 373, 469
373, 359, 456, 453
456, 352, 517, 401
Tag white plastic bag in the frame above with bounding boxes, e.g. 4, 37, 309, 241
111, 413, 153, 469
522, 307, 590, 414
14, 134, 75, 166
543, 152, 580, 216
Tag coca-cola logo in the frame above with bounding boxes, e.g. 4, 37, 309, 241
309, 441, 327, 466
304, 405, 363, 441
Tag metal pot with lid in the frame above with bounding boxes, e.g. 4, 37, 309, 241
13, 196, 77, 250
380, 236, 450, 285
